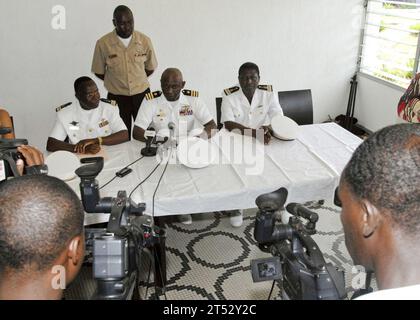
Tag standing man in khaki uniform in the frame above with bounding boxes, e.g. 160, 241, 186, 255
91, 5, 158, 138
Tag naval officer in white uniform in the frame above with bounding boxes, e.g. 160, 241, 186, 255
221, 62, 283, 145
133, 68, 217, 225
133, 68, 216, 142
46, 77, 129, 154
221, 62, 283, 227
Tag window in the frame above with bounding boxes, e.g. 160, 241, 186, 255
359, 0, 420, 87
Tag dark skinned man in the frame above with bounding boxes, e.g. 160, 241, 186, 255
339, 124, 420, 299
46, 76, 129, 154
133, 68, 217, 225
0, 175, 85, 300
91, 5, 158, 137
0, 108, 15, 139
221, 62, 283, 227
133, 68, 216, 142
221, 62, 283, 145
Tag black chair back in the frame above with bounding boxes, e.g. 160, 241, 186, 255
278, 90, 313, 125
215, 97, 223, 130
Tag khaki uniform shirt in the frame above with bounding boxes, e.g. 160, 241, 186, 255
91, 30, 158, 96
221, 85, 283, 129
134, 90, 213, 138
49, 101, 127, 144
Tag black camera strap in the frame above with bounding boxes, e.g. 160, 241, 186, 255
26, 165, 48, 175
0, 153, 20, 178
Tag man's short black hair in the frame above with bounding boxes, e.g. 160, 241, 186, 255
74, 76, 93, 94
238, 62, 260, 77
113, 5, 132, 19
0, 175, 84, 272
342, 124, 420, 235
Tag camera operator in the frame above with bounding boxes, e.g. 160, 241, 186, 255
0, 108, 15, 139
339, 123, 420, 299
1, 108, 46, 178
0, 175, 85, 300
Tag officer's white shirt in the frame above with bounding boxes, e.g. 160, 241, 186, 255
49, 100, 127, 144
221, 85, 283, 129
134, 91, 213, 138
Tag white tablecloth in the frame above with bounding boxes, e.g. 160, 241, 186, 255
66, 123, 362, 225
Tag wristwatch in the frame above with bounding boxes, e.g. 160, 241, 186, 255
97, 136, 103, 145
25, 164, 48, 175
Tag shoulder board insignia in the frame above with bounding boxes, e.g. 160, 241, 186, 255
145, 91, 162, 101
257, 85, 273, 92
55, 102, 72, 112
224, 86, 240, 96
182, 89, 199, 97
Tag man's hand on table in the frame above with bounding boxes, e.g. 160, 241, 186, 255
74, 138, 101, 154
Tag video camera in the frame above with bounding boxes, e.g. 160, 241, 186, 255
251, 188, 347, 300
1, 126, 47, 180
0, 138, 28, 180
75, 156, 165, 300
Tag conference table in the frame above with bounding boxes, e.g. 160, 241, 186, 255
68, 122, 362, 222
66, 122, 362, 288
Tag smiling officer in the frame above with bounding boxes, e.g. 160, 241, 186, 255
46, 76, 129, 154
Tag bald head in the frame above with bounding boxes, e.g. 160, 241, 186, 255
161, 68, 185, 101
161, 68, 183, 82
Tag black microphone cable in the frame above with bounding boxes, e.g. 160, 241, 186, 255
149, 147, 173, 301
151, 147, 173, 220
99, 175, 118, 191
128, 161, 162, 201
99, 155, 145, 190
125, 146, 173, 300
268, 280, 276, 300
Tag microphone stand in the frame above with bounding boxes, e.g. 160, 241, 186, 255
141, 135, 158, 157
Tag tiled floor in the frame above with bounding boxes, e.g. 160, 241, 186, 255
65, 201, 376, 300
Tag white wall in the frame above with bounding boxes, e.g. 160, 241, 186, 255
0, 0, 363, 149
355, 73, 407, 132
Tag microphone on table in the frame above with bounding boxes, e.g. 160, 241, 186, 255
100, 98, 118, 106
141, 130, 158, 157
156, 122, 176, 161
168, 122, 176, 148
